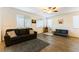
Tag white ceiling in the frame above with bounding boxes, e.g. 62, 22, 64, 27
15, 7, 79, 18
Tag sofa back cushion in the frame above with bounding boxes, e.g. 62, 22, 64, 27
15, 29, 29, 35
6, 28, 33, 36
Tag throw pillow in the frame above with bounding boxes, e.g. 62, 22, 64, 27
29, 30, 34, 34
7, 31, 16, 38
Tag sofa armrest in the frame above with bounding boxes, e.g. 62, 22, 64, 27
4, 34, 10, 40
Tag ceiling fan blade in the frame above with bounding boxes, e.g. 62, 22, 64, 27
53, 7, 56, 9
53, 10, 58, 12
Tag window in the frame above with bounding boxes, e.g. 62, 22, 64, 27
25, 18, 31, 28
47, 19, 52, 28
36, 19, 52, 28
73, 16, 79, 28
36, 19, 44, 27
16, 15, 32, 28
16, 15, 25, 28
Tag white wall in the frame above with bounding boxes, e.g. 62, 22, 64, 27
0, 8, 2, 42
1, 7, 42, 40
49, 11, 79, 37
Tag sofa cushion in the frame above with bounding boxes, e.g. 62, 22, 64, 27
15, 29, 29, 35
19, 29, 27, 35
11, 35, 28, 38
7, 31, 16, 38
15, 29, 20, 35
61, 30, 68, 34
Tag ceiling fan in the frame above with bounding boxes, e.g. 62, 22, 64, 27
43, 7, 58, 13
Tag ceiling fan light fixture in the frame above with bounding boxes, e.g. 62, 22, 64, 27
43, 7, 58, 13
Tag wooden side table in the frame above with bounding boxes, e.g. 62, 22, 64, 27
43, 27, 48, 33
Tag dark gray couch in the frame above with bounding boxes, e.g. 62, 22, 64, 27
54, 29, 68, 37
4, 28, 37, 47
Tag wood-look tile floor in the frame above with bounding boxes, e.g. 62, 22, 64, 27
0, 34, 79, 52
37, 34, 79, 52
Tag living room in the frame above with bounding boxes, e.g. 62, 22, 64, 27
0, 7, 79, 52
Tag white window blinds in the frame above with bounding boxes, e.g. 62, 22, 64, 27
25, 18, 31, 28
16, 15, 25, 28
36, 19, 44, 27
16, 15, 31, 28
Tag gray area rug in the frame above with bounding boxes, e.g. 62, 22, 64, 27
4, 39, 49, 52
